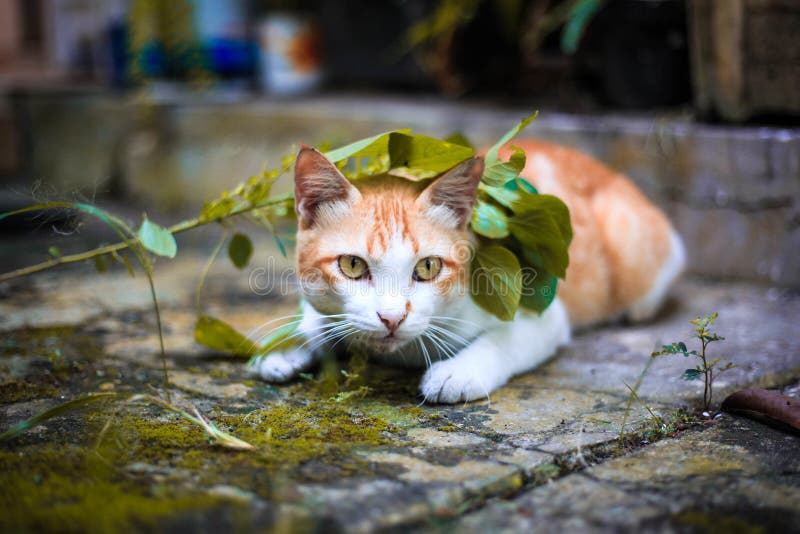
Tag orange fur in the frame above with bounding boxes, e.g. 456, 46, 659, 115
297, 176, 471, 301
498, 140, 680, 326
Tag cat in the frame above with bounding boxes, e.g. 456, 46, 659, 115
251, 141, 685, 403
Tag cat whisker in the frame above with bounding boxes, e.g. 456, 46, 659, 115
423, 330, 458, 361
253, 319, 349, 350
426, 324, 471, 350
297, 322, 354, 352
247, 312, 350, 340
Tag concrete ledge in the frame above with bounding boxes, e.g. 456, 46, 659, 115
6, 91, 800, 285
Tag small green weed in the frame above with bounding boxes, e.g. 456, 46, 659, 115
651, 312, 734, 413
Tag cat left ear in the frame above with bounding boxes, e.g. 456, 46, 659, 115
416, 157, 484, 227
294, 145, 360, 228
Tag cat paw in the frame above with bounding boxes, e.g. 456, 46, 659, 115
250, 348, 313, 383
420, 359, 493, 404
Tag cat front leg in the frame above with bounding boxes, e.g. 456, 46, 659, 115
250, 304, 324, 383
420, 299, 570, 403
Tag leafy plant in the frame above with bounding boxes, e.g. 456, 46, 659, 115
651, 312, 734, 413
406, 0, 606, 94
0, 114, 571, 437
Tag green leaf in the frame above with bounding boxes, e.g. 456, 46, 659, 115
324, 129, 411, 163
561, 0, 604, 54
48, 246, 61, 257
194, 315, 255, 356
444, 132, 474, 149
470, 199, 509, 238
388, 133, 474, 178
274, 233, 287, 258
508, 198, 571, 279
480, 178, 538, 212
518, 247, 558, 313
482, 145, 527, 187
115, 252, 136, 278
484, 113, 538, 172
505, 176, 538, 194
93, 255, 109, 273
470, 245, 522, 321
682, 368, 702, 381
228, 232, 253, 269
137, 217, 177, 258
199, 196, 237, 223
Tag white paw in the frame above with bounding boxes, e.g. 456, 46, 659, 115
250, 348, 313, 383
420, 359, 494, 404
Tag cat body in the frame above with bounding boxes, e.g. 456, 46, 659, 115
501, 140, 686, 327
253, 141, 684, 403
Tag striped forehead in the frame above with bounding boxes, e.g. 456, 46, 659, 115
364, 194, 419, 256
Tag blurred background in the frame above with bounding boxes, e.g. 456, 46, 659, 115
0, 0, 798, 286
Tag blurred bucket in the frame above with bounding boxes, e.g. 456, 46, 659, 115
257, 14, 322, 95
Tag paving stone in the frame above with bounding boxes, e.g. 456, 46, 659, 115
451, 412, 800, 533
1, 249, 798, 532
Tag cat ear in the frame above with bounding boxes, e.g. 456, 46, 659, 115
416, 157, 484, 227
294, 145, 360, 227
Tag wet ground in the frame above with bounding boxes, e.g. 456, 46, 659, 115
1, 245, 798, 533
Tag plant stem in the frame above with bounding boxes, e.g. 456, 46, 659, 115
195, 230, 229, 315
0, 194, 292, 283
701, 338, 709, 411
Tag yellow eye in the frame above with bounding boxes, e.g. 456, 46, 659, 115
413, 257, 442, 281
338, 255, 369, 279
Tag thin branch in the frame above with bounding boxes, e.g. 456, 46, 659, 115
0, 194, 292, 283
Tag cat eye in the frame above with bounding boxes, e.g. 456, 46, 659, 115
413, 257, 442, 282
338, 255, 369, 279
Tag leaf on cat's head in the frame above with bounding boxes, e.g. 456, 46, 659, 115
471, 199, 509, 238
470, 245, 522, 321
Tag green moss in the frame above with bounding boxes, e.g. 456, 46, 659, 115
220, 400, 393, 468
0, 379, 59, 406
0, 446, 243, 534
674, 510, 765, 534
0, 326, 104, 362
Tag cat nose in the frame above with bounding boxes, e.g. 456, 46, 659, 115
377, 311, 407, 333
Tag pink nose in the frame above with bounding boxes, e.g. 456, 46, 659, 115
377, 311, 407, 333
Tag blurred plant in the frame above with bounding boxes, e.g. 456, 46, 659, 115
651, 312, 734, 413
0, 115, 571, 444
406, 0, 606, 94
128, 0, 211, 83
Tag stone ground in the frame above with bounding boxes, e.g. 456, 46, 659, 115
1, 242, 799, 533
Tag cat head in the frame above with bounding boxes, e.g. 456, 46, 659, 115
294, 146, 483, 353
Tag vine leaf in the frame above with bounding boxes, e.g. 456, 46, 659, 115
137, 217, 177, 258
324, 129, 409, 163
471, 199, 509, 238
194, 315, 256, 357
482, 145, 527, 187
387, 133, 474, 179
483, 113, 538, 182
228, 232, 253, 269
518, 246, 559, 313
470, 245, 522, 321
508, 195, 572, 279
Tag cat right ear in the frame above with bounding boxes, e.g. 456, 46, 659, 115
294, 145, 360, 228
416, 157, 484, 228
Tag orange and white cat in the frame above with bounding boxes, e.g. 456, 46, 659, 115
252, 141, 684, 403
